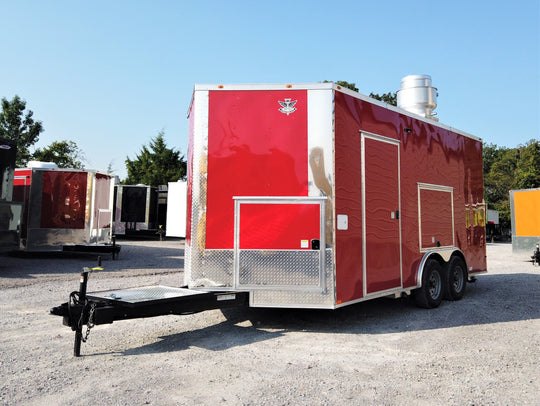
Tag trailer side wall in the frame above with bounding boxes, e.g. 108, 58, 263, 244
334, 91, 486, 304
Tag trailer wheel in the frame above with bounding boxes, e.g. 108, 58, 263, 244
414, 259, 444, 309
444, 256, 467, 301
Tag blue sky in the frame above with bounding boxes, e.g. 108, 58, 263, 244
1, 1, 538, 179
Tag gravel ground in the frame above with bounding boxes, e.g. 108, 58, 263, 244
0, 240, 538, 405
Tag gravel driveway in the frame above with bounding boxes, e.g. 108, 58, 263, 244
0, 240, 538, 405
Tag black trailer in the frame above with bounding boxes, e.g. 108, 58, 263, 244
50, 262, 248, 356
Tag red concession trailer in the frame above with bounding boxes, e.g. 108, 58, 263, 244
184, 81, 486, 309
13, 166, 116, 252
51, 79, 487, 356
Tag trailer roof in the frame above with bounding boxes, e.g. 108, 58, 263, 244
191, 83, 481, 142
15, 167, 113, 176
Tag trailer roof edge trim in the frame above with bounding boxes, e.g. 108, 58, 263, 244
510, 188, 540, 193
190, 83, 481, 142
193, 83, 335, 91
16, 167, 112, 175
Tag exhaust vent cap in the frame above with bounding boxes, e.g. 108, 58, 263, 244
397, 74, 439, 121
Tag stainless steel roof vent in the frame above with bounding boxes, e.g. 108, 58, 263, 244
397, 74, 438, 121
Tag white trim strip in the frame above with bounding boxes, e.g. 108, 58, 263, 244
192, 83, 480, 141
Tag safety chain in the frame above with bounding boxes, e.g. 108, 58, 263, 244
82, 303, 96, 343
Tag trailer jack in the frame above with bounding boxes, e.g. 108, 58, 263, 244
50, 260, 249, 357
532, 243, 540, 266
49, 257, 103, 356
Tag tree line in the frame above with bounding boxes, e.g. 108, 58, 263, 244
0, 95, 186, 185
483, 140, 540, 229
2, 93, 538, 231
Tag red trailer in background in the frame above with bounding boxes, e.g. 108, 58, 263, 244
184, 81, 486, 309
13, 166, 116, 252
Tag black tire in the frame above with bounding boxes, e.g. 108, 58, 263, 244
413, 258, 444, 309
444, 256, 467, 301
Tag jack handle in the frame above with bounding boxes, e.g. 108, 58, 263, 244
73, 256, 103, 357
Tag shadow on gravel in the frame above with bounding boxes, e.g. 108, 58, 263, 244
245, 273, 540, 334
0, 244, 184, 279
121, 321, 284, 356
250, 272, 540, 333
112, 271, 539, 356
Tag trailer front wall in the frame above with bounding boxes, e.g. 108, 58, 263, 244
334, 91, 486, 304
0, 138, 21, 252
113, 185, 158, 234
510, 188, 540, 252
41, 171, 87, 229
94, 173, 113, 229
13, 169, 31, 238
0, 138, 16, 201
206, 90, 309, 249
166, 181, 187, 238
13, 169, 114, 251
186, 87, 335, 308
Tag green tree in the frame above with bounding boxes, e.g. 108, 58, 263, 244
484, 147, 517, 229
0, 95, 44, 166
369, 92, 397, 106
323, 80, 358, 92
322, 81, 397, 106
106, 161, 115, 174
482, 143, 503, 176
335, 81, 358, 92
483, 140, 540, 230
484, 146, 517, 204
125, 131, 186, 186
32, 140, 86, 169
515, 139, 540, 189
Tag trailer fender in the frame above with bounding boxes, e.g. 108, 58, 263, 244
415, 248, 466, 288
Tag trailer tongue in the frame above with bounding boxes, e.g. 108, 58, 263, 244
50, 261, 248, 356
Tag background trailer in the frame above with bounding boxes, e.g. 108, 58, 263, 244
0, 138, 23, 252
13, 166, 115, 252
510, 188, 540, 252
113, 184, 165, 236
166, 180, 187, 238
185, 79, 487, 309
